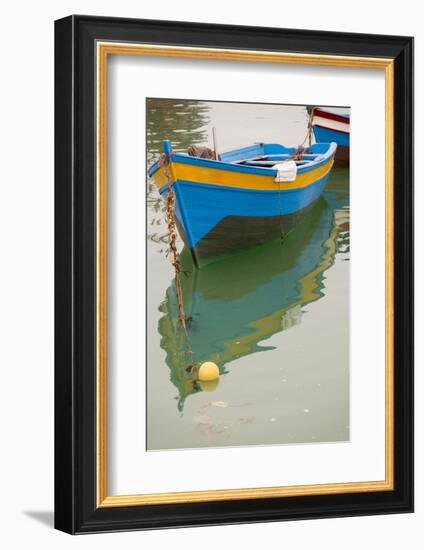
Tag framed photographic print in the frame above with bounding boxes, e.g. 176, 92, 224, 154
54, 15, 413, 533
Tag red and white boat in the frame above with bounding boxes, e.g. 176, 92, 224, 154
312, 108, 350, 167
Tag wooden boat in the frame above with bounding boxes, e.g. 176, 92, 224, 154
311, 108, 350, 167
158, 194, 349, 410
148, 139, 337, 266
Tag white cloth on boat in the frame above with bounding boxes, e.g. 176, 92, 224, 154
274, 160, 297, 182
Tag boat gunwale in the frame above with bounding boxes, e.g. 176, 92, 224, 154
147, 142, 337, 178
312, 108, 351, 123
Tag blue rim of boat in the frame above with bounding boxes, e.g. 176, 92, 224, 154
148, 142, 338, 180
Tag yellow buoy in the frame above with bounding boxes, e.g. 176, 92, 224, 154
198, 361, 219, 382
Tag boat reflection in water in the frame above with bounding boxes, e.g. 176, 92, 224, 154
158, 186, 349, 411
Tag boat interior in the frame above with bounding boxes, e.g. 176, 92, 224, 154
235, 154, 319, 167
219, 142, 332, 169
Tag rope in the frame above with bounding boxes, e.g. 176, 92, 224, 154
299, 106, 316, 149
164, 182, 186, 328
276, 107, 316, 242
276, 179, 285, 243
161, 154, 197, 371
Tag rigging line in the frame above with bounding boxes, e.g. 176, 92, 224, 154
276, 177, 285, 243
161, 155, 197, 370
299, 105, 316, 148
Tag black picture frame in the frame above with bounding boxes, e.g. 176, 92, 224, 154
55, 15, 414, 534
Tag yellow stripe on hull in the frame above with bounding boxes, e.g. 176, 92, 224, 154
152, 158, 334, 192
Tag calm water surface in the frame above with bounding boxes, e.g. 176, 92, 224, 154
146, 99, 349, 450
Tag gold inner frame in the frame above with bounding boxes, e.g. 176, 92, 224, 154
96, 42, 394, 508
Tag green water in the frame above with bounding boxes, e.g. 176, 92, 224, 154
146, 99, 349, 450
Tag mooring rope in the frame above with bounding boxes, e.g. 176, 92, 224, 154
276, 107, 316, 241
299, 106, 316, 148
161, 154, 197, 371
276, 179, 285, 243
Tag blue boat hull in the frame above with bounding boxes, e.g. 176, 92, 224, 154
149, 140, 337, 265
160, 170, 332, 265
312, 125, 349, 147
313, 126, 349, 167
